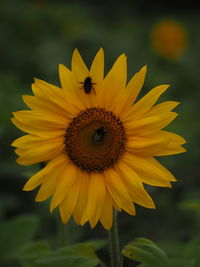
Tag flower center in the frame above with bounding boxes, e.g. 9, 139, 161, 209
65, 108, 126, 172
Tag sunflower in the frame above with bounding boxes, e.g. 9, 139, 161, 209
150, 19, 188, 60
11, 49, 186, 229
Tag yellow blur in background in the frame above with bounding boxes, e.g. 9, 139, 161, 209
151, 19, 188, 60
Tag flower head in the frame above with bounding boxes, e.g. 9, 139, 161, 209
12, 49, 186, 229
150, 19, 188, 60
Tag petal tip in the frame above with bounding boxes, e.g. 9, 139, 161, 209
168, 183, 172, 188
10, 117, 15, 125
35, 195, 41, 202
11, 140, 17, 147
182, 147, 187, 152
151, 202, 156, 209
12, 112, 17, 117
142, 65, 147, 71
16, 158, 22, 164
73, 48, 80, 57
58, 63, 64, 70
164, 84, 170, 89
118, 53, 127, 60
50, 204, 54, 214
98, 47, 104, 53
89, 219, 98, 229
23, 182, 31, 191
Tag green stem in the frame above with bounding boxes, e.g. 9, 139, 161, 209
108, 211, 120, 267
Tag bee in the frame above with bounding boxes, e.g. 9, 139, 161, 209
92, 127, 108, 144
80, 76, 96, 94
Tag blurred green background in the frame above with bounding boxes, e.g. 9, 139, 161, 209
1, 0, 200, 266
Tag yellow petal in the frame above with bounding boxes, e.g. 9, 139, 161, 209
23, 154, 67, 191
11, 117, 63, 138
59, 64, 74, 92
105, 53, 127, 89
126, 134, 170, 157
59, 64, 86, 111
132, 130, 186, 156
35, 167, 63, 202
59, 175, 81, 224
22, 94, 74, 119
14, 148, 26, 156
71, 49, 97, 108
159, 131, 186, 145
33, 83, 80, 117
50, 162, 76, 212
126, 129, 186, 157
12, 134, 60, 148
73, 170, 90, 225
126, 112, 178, 136
32, 79, 81, 118
13, 110, 67, 128
89, 48, 104, 85
81, 172, 106, 228
113, 65, 147, 117
71, 48, 89, 82
126, 65, 147, 104
123, 84, 169, 122
155, 144, 186, 156
100, 191, 113, 230
148, 157, 176, 181
116, 162, 155, 209
121, 153, 174, 187
112, 199, 122, 212
33, 78, 62, 95
102, 54, 127, 111
144, 101, 180, 117
88, 48, 104, 106
16, 139, 64, 166
104, 168, 136, 215
33, 79, 69, 108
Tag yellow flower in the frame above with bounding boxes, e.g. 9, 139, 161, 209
150, 19, 188, 60
11, 49, 186, 229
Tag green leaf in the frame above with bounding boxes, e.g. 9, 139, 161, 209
0, 215, 39, 261
122, 237, 170, 267
179, 200, 200, 213
84, 239, 107, 250
179, 190, 200, 214
170, 259, 196, 267
194, 258, 200, 267
16, 240, 51, 267
36, 243, 99, 267
184, 235, 200, 259
182, 235, 200, 267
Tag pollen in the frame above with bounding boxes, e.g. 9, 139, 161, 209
65, 107, 126, 172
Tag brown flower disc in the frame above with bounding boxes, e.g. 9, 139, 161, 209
65, 108, 126, 172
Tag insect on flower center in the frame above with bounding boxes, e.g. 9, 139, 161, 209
65, 108, 126, 172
